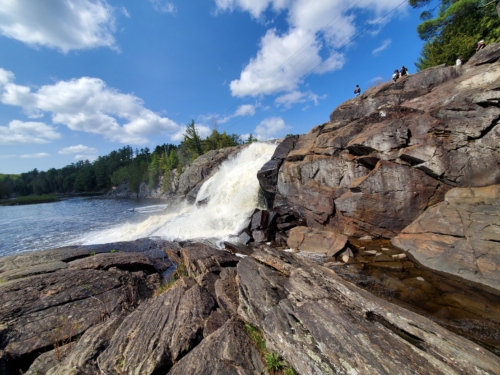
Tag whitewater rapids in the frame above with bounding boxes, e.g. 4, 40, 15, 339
82, 142, 277, 245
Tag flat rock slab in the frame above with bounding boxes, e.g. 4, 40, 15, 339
393, 185, 500, 292
68, 252, 158, 273
287, 226, 348, 256
237, 246, 500, 375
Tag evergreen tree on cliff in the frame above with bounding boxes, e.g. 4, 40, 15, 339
412, 0, 500, 70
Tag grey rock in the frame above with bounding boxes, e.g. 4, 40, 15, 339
167, 319, 265, 375
214, 267, 239, 316
97, 283, 216, 375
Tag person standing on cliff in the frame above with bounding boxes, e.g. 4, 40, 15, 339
400, 66, 408, 76
456, 55, 462, 66
354, 85, 361, 97
392, 69, 400, 83
477, 40, 485, 51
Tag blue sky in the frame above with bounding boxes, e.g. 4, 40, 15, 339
0, 0, 425, 174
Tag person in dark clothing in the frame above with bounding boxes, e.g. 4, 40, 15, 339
400, 66, 408, 76
354, 85, 361, 97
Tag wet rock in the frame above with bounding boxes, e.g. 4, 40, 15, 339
393, 185, 500, 292
257, 135, 299, 209
238, 231, 252, 245
250, 209, 269, 230
167, 319, 265, 375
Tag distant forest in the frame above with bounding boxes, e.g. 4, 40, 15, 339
0, 121, 256, 199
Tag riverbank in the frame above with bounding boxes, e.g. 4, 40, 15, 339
1, 239, 499, 375
0, 194, 60, 206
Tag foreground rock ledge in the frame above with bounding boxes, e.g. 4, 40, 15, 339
1, 241, 499, 375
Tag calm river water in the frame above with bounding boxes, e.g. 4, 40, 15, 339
0, 197, 169, 257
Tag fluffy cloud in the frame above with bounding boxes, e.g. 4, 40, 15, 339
59, 145, 98, 155
149, 0, 177, 14
217, 0, 407, 98
275, 90, 324, 109
217, 104, 257, 124
0, 68, 182, 144
254, 116, 291, 140
0, 0, 117, 53
0, 120, 61, 144
20, 153, 50, 159
372, 39, 392, 54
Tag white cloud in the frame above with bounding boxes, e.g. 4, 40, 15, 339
0, 0, 117, 53
254, 116, 291, 140
0, 68, 182, 144
0, 154, 16, 159
0, 120, 61, 144
121, 7, 131, 18
20, 153, 49, 159
372, 39, 391, 54
59, 145, 98, 155
149, 0, 177, 14
275, 90, 324, 109
217, 104, 257, 124
216, 0, 407, 97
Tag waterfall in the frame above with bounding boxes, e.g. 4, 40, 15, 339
82, 142, 277, 244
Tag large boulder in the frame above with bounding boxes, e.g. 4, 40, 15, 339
392, 185, 500, 293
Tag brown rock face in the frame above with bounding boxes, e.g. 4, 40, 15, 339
392, 185, 500, 293
269, 43, 500, 237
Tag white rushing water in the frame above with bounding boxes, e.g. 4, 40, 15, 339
82, 142, 277, 244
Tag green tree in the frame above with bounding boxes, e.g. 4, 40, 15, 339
246, 134, 258, 144
412, 0, 500, 70
183, 120, 203, 160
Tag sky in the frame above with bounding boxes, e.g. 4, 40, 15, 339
0, 0, 426, 174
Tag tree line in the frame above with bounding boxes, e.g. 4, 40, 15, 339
0, 122, 258, 199
411, 0, 500, 70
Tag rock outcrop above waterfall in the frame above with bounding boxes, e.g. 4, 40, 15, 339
2, 241, 500, 375
106, 146, 243, 200
258, 42, 500, 240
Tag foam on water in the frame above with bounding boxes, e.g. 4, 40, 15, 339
82, 142, 277, 244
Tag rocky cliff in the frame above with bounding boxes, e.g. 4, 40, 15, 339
256, 42, 500, 293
